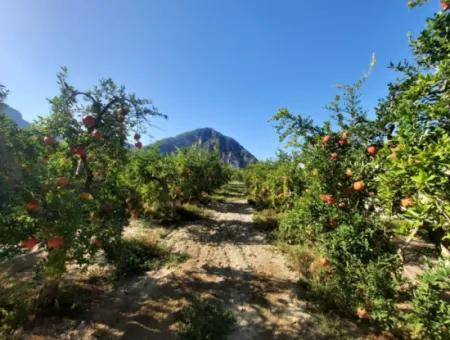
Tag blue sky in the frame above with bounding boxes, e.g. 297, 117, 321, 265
0, 0, 437, 159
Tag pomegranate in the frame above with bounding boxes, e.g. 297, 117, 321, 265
22, 237, 38, 250
319, 257, 329, 267
441, 1, 450, 11
134, 132, 141, 140
356, 307, 369, 319
47, 236, 64, 249
345, 168, 353, 177
43, 136, 57, 146
91, 129, 103, 140
322, 135, 332, 144
353, 180, 365, 192
72, 146, 87, 158
135, 141, 143, 149
26, 200, 40, 212
367, 146, 378, 156
80, 192, 93, 201
320, 194, 336, 205
338, 139, 348, 146
82, 115, 96, 128
57, 176, 69, 187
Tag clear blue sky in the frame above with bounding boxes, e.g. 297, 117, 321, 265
0, 0, 437, 159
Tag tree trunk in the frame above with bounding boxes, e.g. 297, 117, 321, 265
37, 279, 60, 311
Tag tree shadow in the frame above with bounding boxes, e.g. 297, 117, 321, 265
84, 264, 332, 339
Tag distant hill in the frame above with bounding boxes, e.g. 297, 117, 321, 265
1, 104, 30, 128
152, 128, 257, 168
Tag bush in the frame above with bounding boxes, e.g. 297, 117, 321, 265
176, 297, 236, 340
104, 239, 165, 277
407, 259, 450, 339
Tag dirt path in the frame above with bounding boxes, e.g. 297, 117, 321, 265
79, 195, 327, 340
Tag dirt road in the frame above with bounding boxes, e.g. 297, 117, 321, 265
82, 194, 326, 340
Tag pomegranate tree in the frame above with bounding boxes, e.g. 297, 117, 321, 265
12, 69, 165, 307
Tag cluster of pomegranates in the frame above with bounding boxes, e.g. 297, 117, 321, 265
21, 236, 65, 250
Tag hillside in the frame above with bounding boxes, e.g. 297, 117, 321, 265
152, 127, 257, 168
1, 104, 30, 128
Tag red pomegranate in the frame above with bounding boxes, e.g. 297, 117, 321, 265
82, 115, 96, 128
72, 146, 87, 158
135, 141, 143, 149
22, 237, 38, 250
367, 146, 378, 156
441, 1, 450, 11
134, 132, 141, 140
91, 129, 103, 140
338, 139, 348, 146
26, 200, 40, 212
47, 236, 64, 249
320, 194, 336, 205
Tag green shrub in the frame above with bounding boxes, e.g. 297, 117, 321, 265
407, 259, 450, 339
104, 239, 164, 277
176, 297, 236, 340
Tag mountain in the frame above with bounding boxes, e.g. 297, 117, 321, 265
152, 128, 257, 168
1, 104, 30, 128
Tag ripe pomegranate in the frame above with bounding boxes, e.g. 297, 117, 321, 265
353, 180, 365, 191
43, 136, 57, 146
322, 135, 332, 144
135, 141, 143, 149
330, 152, 339, 161
72, 146, 87, 158
345, 168, 353, 177
338, 139, 348, 146
22, 237, 38, 250
367, 146, 378, 156
91, 129, 103, 140
401, 197, 414, 207
320, 194, 336, 205
441, 1, 450, 11
356, 307, 369, 319
134, 132, 141, 140
319, 257, 329, 267
82, 115, 96, 128
80, 192, 93, 201
47, 236, 64, 249
26, 200, 40, 212
57, 176, 69, 187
